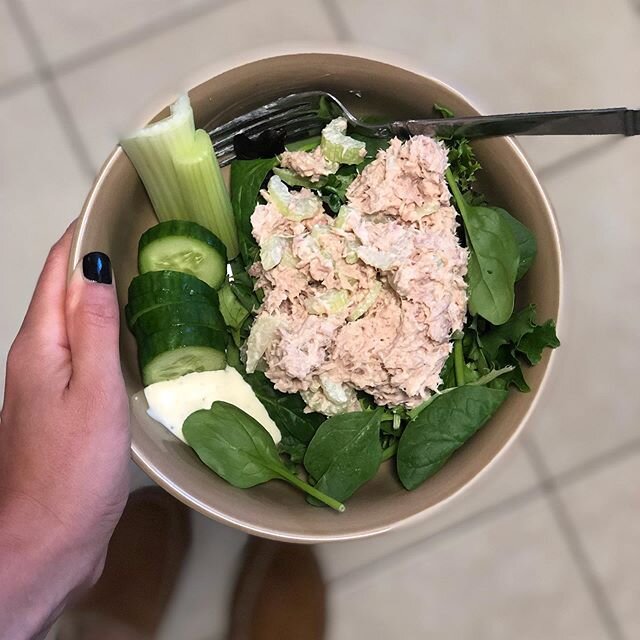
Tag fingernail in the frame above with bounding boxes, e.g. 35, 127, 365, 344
82, 252, 112, 284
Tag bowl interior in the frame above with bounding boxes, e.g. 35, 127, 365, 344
72, 53, 561, 542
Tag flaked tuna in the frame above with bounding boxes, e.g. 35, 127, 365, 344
247, 135, 468, 414
279, 147, 339, 182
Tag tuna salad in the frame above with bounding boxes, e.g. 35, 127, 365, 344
123, 93, 559, 512
247, 135, 468, 414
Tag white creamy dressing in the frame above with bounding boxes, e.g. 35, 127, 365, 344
143, 367, 281, 444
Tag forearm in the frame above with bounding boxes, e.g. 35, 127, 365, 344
0, 495, 102, 640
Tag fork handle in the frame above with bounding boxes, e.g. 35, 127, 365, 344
391, 108, 639, 139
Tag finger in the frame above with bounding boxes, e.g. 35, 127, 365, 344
20, 221, 76, 353
66, 252, 123, 390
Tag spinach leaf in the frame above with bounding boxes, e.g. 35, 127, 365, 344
226, 340, 242, 372
184, 402, 279, 488
319, 166, 359, 213
318, 95, 342, 121
447, 170, 519, 325
218, 282, 249, 330
183, 401, 344, 511
229, 257, 260, 312
480, 305, 540, 362
350, 132, 389, 165
468, 305, 558, 391
230, 158, 277, 265
285, 135, 321, 152
397, 386, 508, 490
244, 371, 324, 445
278, 434, 307, 465
518, 319, 560, 365
480, 304, 560, 365
433, 103, 455, 119
304, 409, 384, 504
487, 349, 530, 392
439, 351, 457, 389
494, 207, 537, 281
218, 281, 251, 346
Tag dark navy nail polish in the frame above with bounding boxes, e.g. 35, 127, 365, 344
82, 252, 112, 284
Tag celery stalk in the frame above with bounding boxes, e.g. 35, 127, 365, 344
121, 95, 239, 259
120, 95, 195, 219
172, 129, 239, 259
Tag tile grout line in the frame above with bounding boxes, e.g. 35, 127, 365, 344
321, 0, 353, 42
0, 69, 40, 99
40, 74, 97, 178
0, 0, 232, 100
554, 437, 640, 488
50, 0, 237, 79
6, 0, 96, 179
0, 0, 234, 100
522, 435, 626, 640
330, 436, 640, 590
329, 484, 544, 589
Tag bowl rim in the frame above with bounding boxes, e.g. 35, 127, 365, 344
70, 47, 564, 543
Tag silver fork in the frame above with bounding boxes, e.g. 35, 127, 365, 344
207, 90, 638, 166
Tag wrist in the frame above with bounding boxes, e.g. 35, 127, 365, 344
0, 492, 105, 639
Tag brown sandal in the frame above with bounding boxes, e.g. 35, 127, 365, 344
227, 538, 326, 640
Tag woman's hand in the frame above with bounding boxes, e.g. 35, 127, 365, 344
0, 223, 130, 639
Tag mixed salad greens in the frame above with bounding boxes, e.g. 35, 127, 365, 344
121, 95, 559, 512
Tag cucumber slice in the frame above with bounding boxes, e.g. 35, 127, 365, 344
139, 326, 227, 385
128, 270, 217, 302
138, 220, 227, 289
125, 290, 218, 329
132, 302, 226, 339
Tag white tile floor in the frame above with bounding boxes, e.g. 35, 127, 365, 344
1, 0, 639, 638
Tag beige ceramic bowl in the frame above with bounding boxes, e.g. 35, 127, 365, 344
70, 53, 562, 543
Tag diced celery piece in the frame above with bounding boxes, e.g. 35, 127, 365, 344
344, 250, 359, 265
301, 382, 359, 416
173, 129, 239, 259
280, 248, 298, 268
245, 315, 280, 373
356, 246, 399, 271
290, 191, 323, 220
267, 176, 321, 221
334, 205, 349, 230
349, 281, 382, 321
310, 225, 331, 241
267, 174, 292, 215
321, 117, 366, 165
319, 374, 351, 405
260, 236, 287, 271
273, 167, 327, 189
415, 201, 440, 217
120, 94, 195, 219
334, 204, 359, 230
305, 289, 349, 315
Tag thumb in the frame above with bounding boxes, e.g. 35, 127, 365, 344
66, 252, 123, 388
